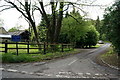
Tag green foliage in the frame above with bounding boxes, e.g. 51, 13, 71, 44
37, 26, 47, 42
84, 25, 99, 47
95, 16, 100, 31
30, 14, 50, 42
8, 27, 18, 32
59, 10, 99, 48
2, 49, 79, 63
101, 34, 106, 41
95, 16, 103, 39
2, 53, 35, 63
59, 11, 88, 43
8, 25, 23, 32
76, 25, 99, 48
30, 26, 47, 42
103, 1, 120, 54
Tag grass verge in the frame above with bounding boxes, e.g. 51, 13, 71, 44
100, 48, 119, 68
1, 49, 81, 63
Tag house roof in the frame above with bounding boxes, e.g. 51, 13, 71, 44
0, 34, 11, 38
0, 27, 8, 34
8, 30, 25, 35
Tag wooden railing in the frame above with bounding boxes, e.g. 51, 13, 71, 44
0, 41, 74, 55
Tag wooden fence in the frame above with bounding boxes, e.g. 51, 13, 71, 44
0, 41, 74, 55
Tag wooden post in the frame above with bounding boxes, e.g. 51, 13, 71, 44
16, 42, 18, 56
73, 43, 74, 50
69, 44, 70, 51
43, 42, 46, 54
5, 40, 8, 53
27, 41, 29, 54
46, 42, 48, 49
61, 44, 64, 52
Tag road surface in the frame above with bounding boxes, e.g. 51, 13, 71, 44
1, 43, 119, 79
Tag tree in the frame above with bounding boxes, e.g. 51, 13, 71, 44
42, 2, 105, 43
103, 1, 120, 55
0, 0, 63, 43
95, 16, 103, 40
75, 25, 99, 48
8, 27, 18, 32
95, 16, 100, 31
0, 0, 40, 45
8, 25, 22, 32
59, 9, 89, 43
84, 25, 99, 48
0, 0, 104, 44
58, 10, 99, 48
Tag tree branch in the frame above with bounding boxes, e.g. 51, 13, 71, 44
4, 0, 29, 20
67, 14, 81, 24
31, 7, 36, 22
0, 5, 12, 7
70, 3, 88, 16
67, 2, 107, 7
17, 0, 25, 8
63, 3, 70, 12
35, 5, 43, 15
0, 6, 14, 12
38, 1, 50, 28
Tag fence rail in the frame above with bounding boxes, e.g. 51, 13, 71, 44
0, 41, 74, 55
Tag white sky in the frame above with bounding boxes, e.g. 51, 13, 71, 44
0, 0, 115, 31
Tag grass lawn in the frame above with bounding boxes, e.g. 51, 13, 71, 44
0, 43, 74, 54
0, 43, 40, 54
1, 49, 81, 63
0, 43, 102, 63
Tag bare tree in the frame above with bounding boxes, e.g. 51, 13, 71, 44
0, 0, 40, 45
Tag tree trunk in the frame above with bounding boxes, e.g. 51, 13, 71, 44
39, 2, 64, 43
53, 2, 64, 43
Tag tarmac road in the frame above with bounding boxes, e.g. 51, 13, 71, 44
1, 43, 119, 79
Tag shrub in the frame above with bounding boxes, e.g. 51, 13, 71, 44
76, 25, 99, 48
2, 53, 36, 63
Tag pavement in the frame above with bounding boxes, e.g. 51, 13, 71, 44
1, 43, 119, 79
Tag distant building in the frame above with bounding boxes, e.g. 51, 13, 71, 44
0, 27, 11, 42
8, 30, 30, 42
0, 27, 30, 42
0, 27, 8, 34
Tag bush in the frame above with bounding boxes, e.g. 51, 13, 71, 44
2, 49, 77, 63
58, 33, 70, 44
2, 53, 36, 63
76, 25, 99, 48
58, 10, 100, 48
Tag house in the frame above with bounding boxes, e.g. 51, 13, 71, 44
0, 27, 11, 42
0, 27, 8, 34
8, 30, 30, 42
0, 27, 30, 42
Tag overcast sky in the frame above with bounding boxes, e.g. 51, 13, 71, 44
0, 0, 115, 31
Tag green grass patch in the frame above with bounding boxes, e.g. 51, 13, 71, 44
90, 44, 103, 48
0, 43, 73, 54
101, 49, 119, 68
101, 49, 114, 57
104, 41, 111, 43
1, 49, 80, 63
